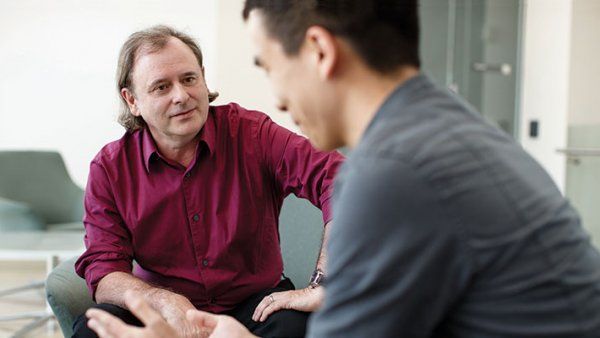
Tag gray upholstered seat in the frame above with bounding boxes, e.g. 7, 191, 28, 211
0, 150, 85, 336
46, 195, 324, 337
0, 150, 84, 232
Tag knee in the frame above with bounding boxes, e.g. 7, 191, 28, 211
72, 303, 139, 338
256, 309, 309, 338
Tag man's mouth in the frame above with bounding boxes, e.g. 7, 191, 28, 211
171, 108, 195, 118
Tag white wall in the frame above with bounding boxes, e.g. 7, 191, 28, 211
216, 0, 579, 194
568, 0, 600, 127
0, 0, 218, 187
564, 0, 600, 244
519, 0, 572, 192
0, 0, 587, 194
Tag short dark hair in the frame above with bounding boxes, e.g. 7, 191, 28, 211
242, 0, 420, 73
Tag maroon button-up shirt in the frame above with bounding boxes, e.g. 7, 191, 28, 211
75, 103, 343, 313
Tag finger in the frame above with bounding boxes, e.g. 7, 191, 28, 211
252, 295, 274, 322
87, 308, 135, 338
259, 301, 284, 322
87, 317, 117, 338
186, 310, 218, 330
124, 290, 165, 327
87, 308, 128, 330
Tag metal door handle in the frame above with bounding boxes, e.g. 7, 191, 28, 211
556, 148, 600, 157
472, 62, 512, 76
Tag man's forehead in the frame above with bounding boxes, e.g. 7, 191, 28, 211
132, 40, 200, 75
247, 10, 274, 49
246, 11, 288, 65
134, 38, 189, 64
131, 45, 202, 87
246, 12, 269, 68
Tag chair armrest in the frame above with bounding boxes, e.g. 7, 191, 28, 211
0, 197, 44, 231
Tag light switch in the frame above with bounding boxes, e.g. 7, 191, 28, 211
529, 120, 539, 138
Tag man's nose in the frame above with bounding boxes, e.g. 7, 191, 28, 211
172, 83, 190, 105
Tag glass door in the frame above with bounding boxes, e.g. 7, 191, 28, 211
563, 0, 600, 247
420, 0, 522, 137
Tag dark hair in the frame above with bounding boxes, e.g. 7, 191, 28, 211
242, 0, 420, 73
116, 25, 218, 132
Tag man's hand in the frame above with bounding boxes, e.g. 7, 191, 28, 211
252, 286, 324, 322
94, 271, 199, 336
87, 291, 256, 338
150, 288, 200, 337
87, 290, 202, 338
187, 310, 257, 338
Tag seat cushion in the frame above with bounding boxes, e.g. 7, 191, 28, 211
0, 197, 44, 231
47, 222, 85, 232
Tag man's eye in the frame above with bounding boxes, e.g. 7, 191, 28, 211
155, 84, 168, 92
184, 76, 197, 84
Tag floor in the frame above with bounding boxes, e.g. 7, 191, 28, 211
0, 261, 63, 338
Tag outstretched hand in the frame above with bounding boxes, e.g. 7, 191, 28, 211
87, 290, 257, 338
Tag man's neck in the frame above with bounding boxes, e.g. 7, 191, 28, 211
340, 66, 419, 149
151, 131, 200, 168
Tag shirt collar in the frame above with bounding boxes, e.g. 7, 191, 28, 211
197, 106, 216, 157
363, 73, 431, 139
141, 107, 216, 173
141, 127, 159, 173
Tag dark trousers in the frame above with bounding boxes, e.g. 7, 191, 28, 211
72, 278, 308, 338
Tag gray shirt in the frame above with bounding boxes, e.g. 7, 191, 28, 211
308, 74, 600, 337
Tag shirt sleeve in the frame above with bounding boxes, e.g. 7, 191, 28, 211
74, 160, 134, 300
308, 155, 473, 337
256, 115, 344, 224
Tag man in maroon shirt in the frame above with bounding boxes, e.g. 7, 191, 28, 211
72, 25, 343, 338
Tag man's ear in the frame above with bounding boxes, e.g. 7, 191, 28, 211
121, 88, 141, 117
305, 26, 339, 80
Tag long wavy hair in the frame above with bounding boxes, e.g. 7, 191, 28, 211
116, 25, 219, 132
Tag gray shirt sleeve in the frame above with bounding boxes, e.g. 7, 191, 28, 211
308, 155, 473, 338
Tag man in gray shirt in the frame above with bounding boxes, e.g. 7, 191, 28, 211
86, 1, 600, 337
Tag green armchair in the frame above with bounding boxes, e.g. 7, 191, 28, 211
46, 195, 324, 337
0, 150, 85, 337
0, 150, 84, 232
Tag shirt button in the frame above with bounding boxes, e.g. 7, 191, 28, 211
192, 214, 199, 222
185, 172, 191, 178
202, 259, 209, 267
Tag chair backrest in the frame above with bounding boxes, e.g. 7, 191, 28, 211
0, 151, 84, 225
279, 195, 324, 288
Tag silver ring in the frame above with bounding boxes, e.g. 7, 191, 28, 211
269, 295, 275, 303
